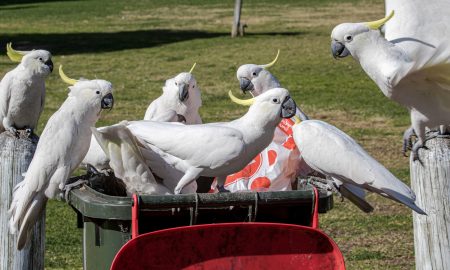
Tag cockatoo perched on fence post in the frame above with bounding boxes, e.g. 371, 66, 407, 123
292, 117, 426, 215
8, 66, 114, 249
127, 87, 296, 194
331, 0, 450, 160
144, 63, 202, 124
0, 43, 53, 135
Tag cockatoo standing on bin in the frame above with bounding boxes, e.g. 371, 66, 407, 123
128, 87, 296, 194
236, 52, 372, 212
0, 43, 53, 134
292, 118, 426, 214
8, 66, 114, 249
144, 63, 202, 124
331, 1, 450, 160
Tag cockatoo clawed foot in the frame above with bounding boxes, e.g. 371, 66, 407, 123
217, 185, 230, 193
299, 176, 338, 195
62, 179, 89, 201
6, 126, 18, 137
402, 126, 415, 157
411, 140, 428, 163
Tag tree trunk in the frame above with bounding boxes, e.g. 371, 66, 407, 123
410, 136, 450, 270
231, 0, 243, 37
0, 131, 45, 270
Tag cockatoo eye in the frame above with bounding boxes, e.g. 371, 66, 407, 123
96, 91, 100, 94
344, 35, 353, 42
175, 82, 178, 86
252, 72, 257, 76
38, 57, 43, 61
272, 98, 280, 103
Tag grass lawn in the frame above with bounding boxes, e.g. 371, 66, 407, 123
0, 0, 415, 269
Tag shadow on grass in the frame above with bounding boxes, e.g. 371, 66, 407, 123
0, 0, 78, 6
0, 30, 304, 55
0, 30, 228, 55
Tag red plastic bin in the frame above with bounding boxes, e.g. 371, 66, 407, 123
111, 190, 345, 270
111, 222, 344, 270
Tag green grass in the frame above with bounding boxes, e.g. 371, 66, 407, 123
0, 0, 415, 269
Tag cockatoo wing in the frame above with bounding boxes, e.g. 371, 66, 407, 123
128, 120, 245, 170
0, 71, 15, 131
385, 0, 450, 86
91, 123, 171, 195
293, 120, 425, 214
81, 133, 111, 171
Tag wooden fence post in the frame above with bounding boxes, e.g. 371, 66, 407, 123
410, 136, 450, 270
0, 131, 45, 270
231, 0, 243, 37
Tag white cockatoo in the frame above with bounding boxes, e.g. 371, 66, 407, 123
236, 53, 371, 212
91, 123, 172, 195
8, 66, 114, 249
331, 1, 450, 160
236, 50, 310, 121
127, 87, 296, 194
144, 63, 202, 124
0, 43, 53, 134
81, 64, 202, 183
292, 119, 426, 214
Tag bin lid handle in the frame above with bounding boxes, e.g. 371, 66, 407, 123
132, 194, 139, 239
311, 187, 319, 229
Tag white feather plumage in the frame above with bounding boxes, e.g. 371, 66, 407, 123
8, 79, 114, 249
0, 50, 53, 133
293, 120, 425, 214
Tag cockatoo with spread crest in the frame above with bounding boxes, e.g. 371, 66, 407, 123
8, 66, 114, 249
144, 63, 202, 124
292, 118, 426, 214
236, 52, 372, 212
126, 87, 296, 194
331, 1, 450, 160
0, 43, 53, 134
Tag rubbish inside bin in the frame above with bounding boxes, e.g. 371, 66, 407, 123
110, 222, 345, 270
68, 166, 127, 196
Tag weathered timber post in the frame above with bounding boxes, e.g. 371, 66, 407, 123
0, 131, 45, 270
231, 0, 243, 37
410, 136, 450, 270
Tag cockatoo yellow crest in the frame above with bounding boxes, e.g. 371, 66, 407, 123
6, 43, 27, 63
59, 65, 79, 85
228, 90, 254, 106
259, 49, 280, 69
365, 10, 394, 30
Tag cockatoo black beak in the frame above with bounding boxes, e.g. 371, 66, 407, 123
179, 83, 189, 102
101, 93, 114, 110
331, 41, 350, 59
239, 78, 254, 93
280, 96, 296, 118
45, 59, 54, 72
